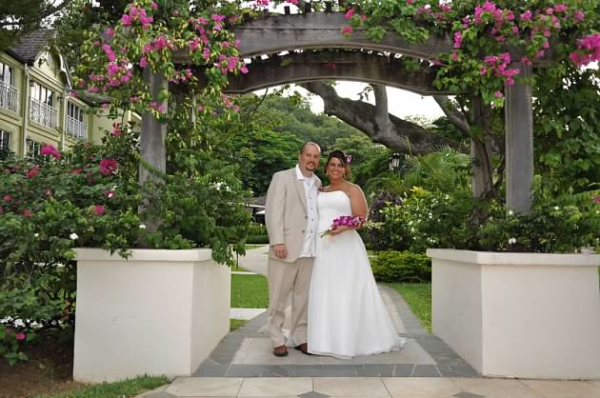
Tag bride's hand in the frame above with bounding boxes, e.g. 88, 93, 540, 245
329, 225, 350, 236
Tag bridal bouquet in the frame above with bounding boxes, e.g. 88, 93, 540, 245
321, 215, 366, 237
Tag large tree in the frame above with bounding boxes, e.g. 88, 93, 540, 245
0, 0, 71, 51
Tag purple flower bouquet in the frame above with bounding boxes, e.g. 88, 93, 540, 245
321, 215, 366, 237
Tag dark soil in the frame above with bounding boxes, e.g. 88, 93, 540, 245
0, 330, 86, 397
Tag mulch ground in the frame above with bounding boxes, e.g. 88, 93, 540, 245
0, 330, 86, 397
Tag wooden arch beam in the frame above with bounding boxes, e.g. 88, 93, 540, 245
214, 51, 454, 95
174, 13, 453, 62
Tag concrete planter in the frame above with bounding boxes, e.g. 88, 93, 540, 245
427, 249, 600, 380
73, 248, 230, 382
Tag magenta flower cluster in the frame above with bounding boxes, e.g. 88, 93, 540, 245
1, 144, 118, 219
569, 33, 600, 66
321, 215, 366, 237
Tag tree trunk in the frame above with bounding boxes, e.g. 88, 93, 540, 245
470, 96, 496, 200
301, 82, 463, 155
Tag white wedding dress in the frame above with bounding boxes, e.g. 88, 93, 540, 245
307, 190, 407, 359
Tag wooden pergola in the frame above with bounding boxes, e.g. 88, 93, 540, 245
144, 12, 534, 214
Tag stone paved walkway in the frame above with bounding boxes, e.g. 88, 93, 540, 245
141, 376, 600, 398
139, 246, 600, 397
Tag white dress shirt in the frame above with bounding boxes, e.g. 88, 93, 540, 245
296, 164, 319, 258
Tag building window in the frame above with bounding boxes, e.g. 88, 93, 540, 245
26, 138, 42, 157
0, 62, 12, 86
0, 130, 10, 151
68, 102, 84, 122
66, 102, 87, 139
0, 62, 18, 113
31, 82, 54, 106
30, 82, 58, 128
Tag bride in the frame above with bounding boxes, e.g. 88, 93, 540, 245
307, 150, 407, 359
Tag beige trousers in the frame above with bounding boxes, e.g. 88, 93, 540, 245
267, 256, 314, 348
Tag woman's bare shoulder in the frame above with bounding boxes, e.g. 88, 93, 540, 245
345, 182, 364, 195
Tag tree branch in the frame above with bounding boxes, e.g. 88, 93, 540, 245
433, 95, 471, 136
301, 81, 464, 155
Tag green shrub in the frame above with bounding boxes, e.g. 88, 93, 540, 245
371, 251, 432, 283
0, 273, 72, 365
370, 185, 600, 254
246, 234, 269, 244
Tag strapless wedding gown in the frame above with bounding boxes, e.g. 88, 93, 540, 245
307, 190, 406, 358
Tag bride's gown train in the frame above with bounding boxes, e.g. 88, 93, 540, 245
307, 190, 407, 359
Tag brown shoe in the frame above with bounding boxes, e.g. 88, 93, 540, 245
295, 343, 311, 355
273, 345, 288, 357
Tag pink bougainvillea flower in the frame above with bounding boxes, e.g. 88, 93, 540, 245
3, 195, 12, 203
151, 1, 158, 10
99, 158, 119, 175
593, 196, 600, 204
22, 209, 32, 218
520, 10, 532, 21
121, 14, 132, 26
453, 31, 462, 49
495, 91, 504, 98
341, 25, 353, 36
40, 144, 61, 159
26, 165, 40, 179
344, 8, 355, 20
139, 57, 148, 68
106, 28, 115, 38
573, 10, 585, 22
94, 205, 105, 215
15, 332, 26, 341
102, 44, 116, 62
288, 0, 299, 4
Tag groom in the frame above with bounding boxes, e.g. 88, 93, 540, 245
265, 141, 321, 357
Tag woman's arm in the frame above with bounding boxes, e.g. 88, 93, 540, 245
349, 184, 368, 219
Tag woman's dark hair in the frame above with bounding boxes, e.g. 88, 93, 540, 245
325, 150, 351, 177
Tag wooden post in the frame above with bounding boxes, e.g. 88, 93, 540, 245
504, 62, 533, 214
139, 67, 167, 237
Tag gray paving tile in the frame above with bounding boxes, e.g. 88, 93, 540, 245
282, 365, 327, 377
438, 364, 479, 378
356, 365, 395, 377
193, 363, 231, 377
453, 392, 485, 398
139, 392, 175, 398
226, 365, 272, 377
314, 365, 363, 377
411, 365, 441, 377
299, 392, 331, 398
393, 364, 415, 377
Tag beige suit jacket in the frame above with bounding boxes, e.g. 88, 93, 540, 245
265, 168, 321, 263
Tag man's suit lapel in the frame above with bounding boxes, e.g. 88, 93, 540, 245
292, 169, 308, 211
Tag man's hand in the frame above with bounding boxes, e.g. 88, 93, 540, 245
273, 244, 288, 259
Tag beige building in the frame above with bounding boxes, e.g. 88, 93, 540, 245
0, 30, 139, 157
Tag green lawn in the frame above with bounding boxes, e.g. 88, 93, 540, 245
44, 375, 168, 398
231, 274, 269, 308
387, 283, 432, 333
230, 319, 249, 331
